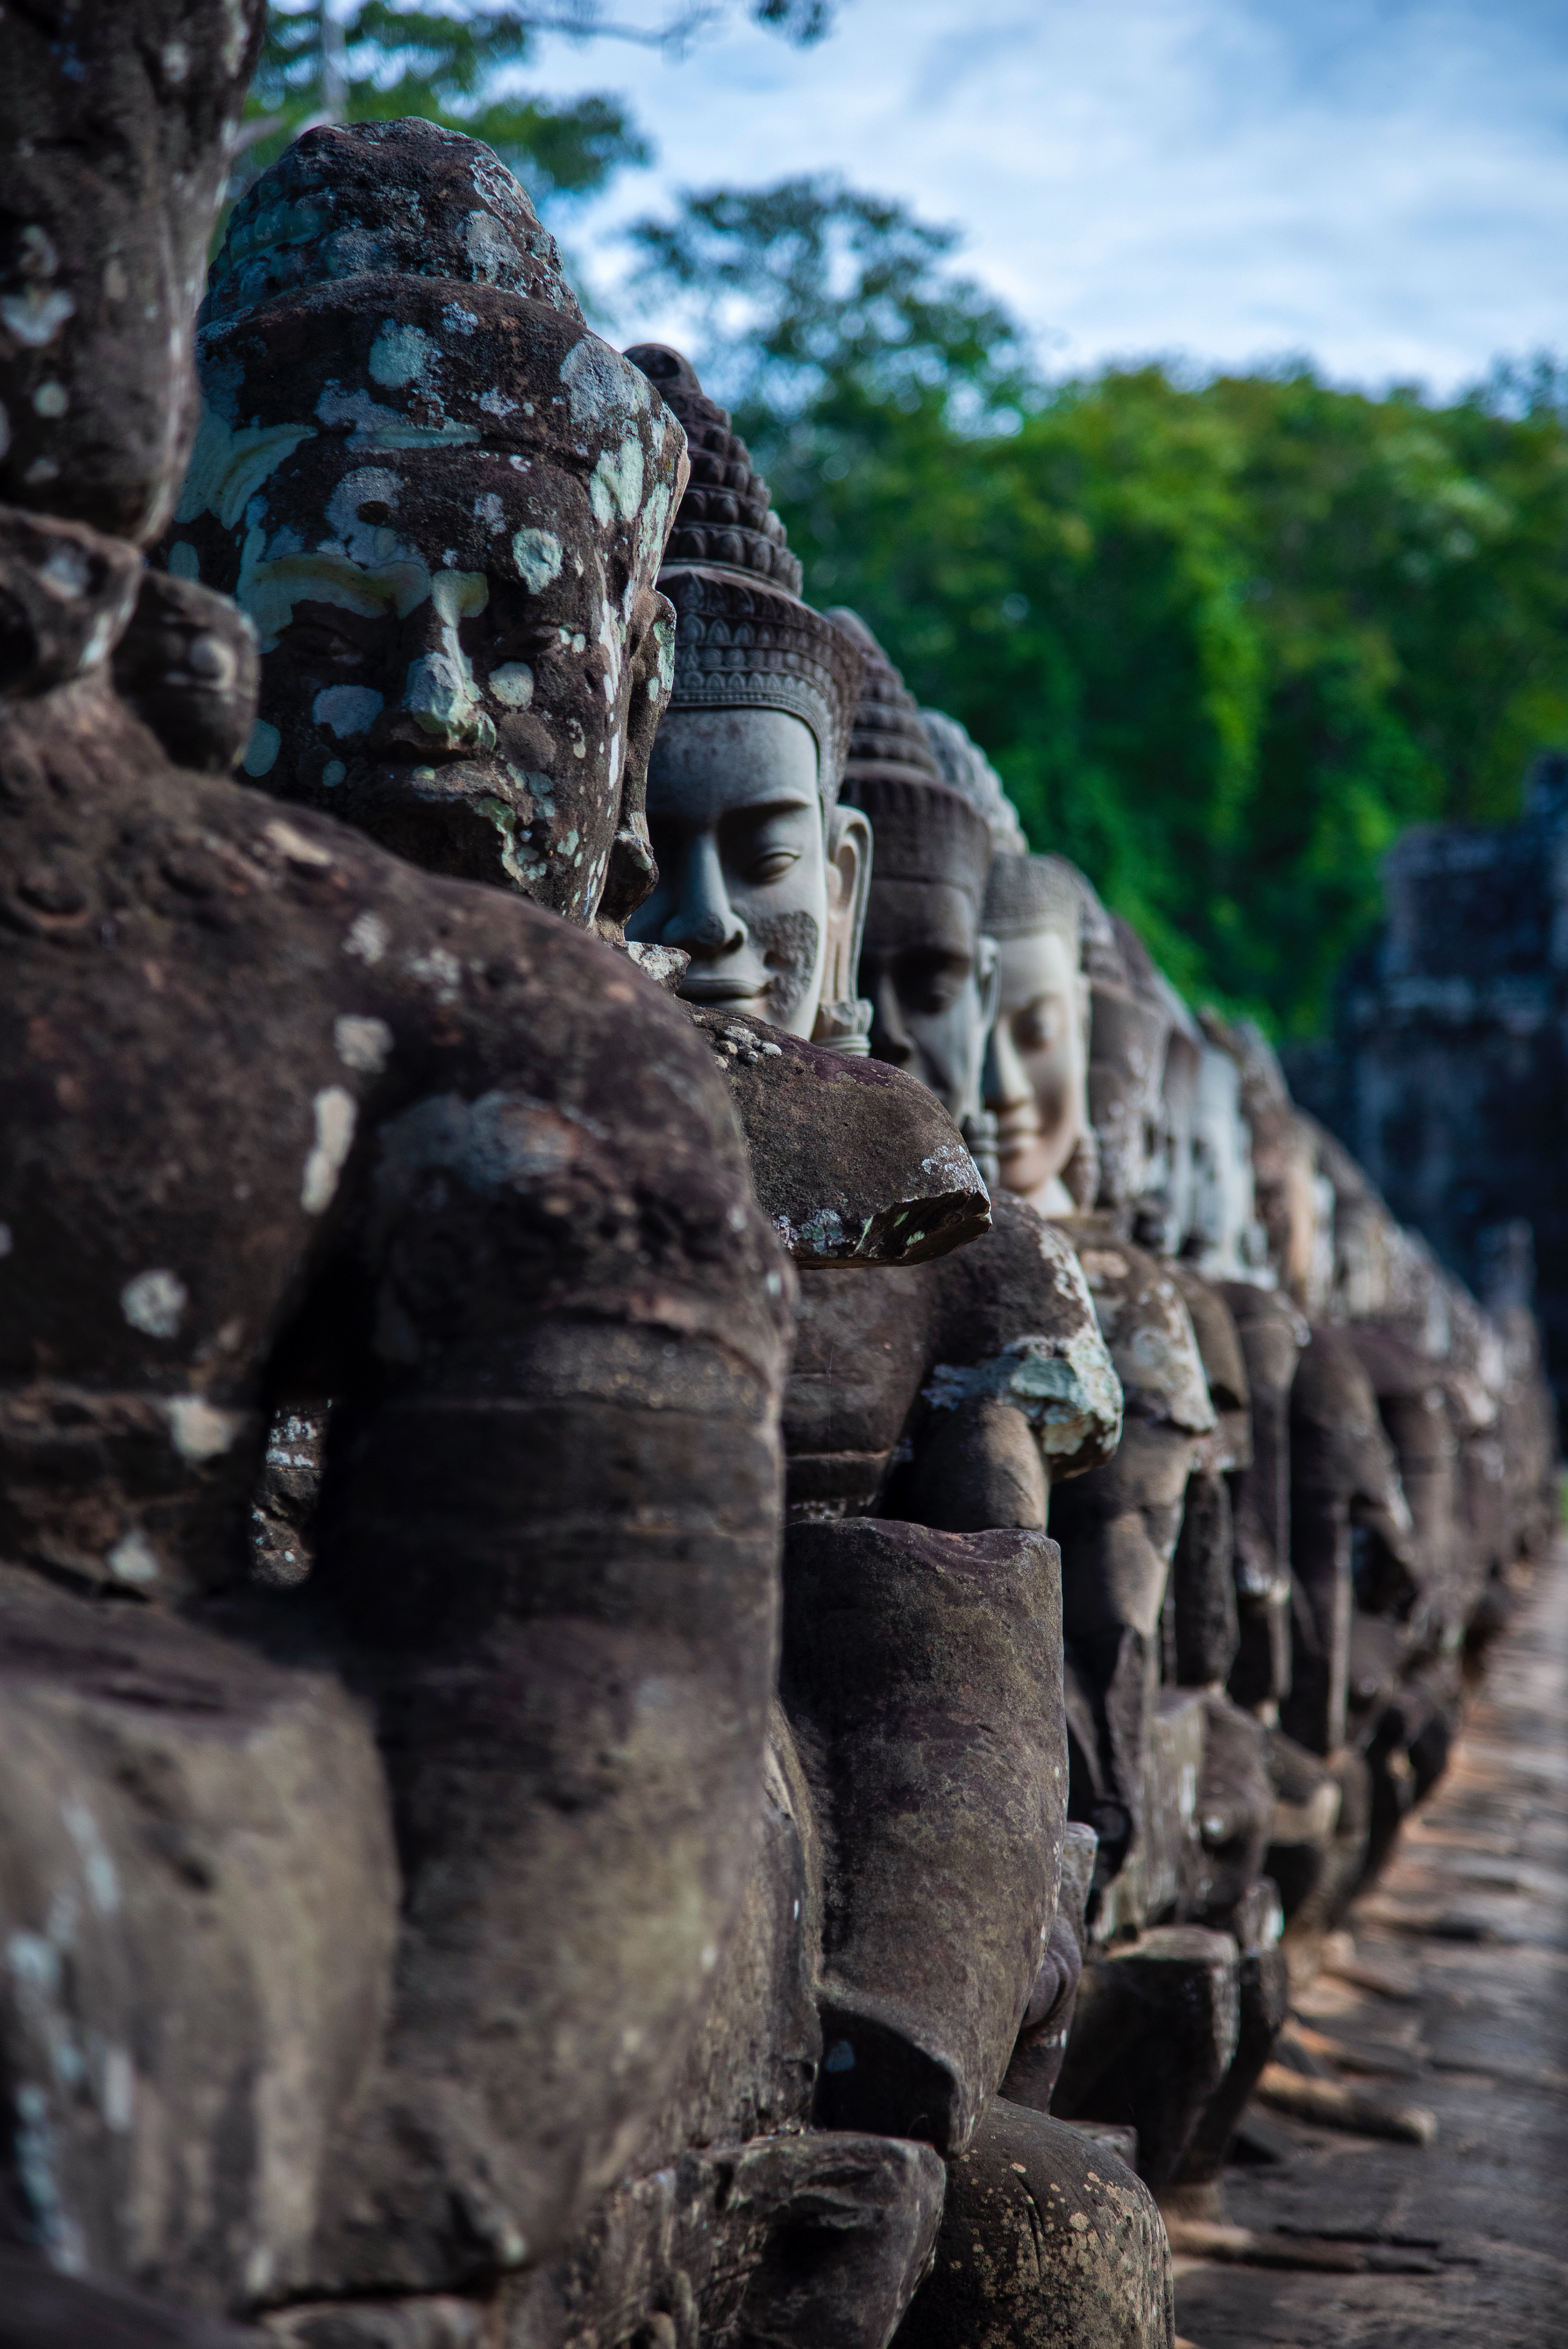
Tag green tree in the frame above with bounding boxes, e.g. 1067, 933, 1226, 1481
629, 180, 1568, 1034
239, 2, 841, 216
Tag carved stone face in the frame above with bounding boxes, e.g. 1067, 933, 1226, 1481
1188, 1046, 1267, 1277
861, 877, 994, 1122
1086, 983, 1169, 1209
985, 927, 1088, 1214
629, 705, 869, 1038
175, 273, 685, 930
175, 439, 667, 923
1135, 1032, 1200, 1256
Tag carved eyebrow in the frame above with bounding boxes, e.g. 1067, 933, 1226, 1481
720, 796, 819, 821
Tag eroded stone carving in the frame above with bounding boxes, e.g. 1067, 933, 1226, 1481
1, 28, 795, 2338
623, 348, 872, 1047
172, 119, 686, 933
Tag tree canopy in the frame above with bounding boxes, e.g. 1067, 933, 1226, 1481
241, 3, 838, 213
629, 179, 1568, 1035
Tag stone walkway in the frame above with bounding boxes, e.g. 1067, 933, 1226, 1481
1175, 1545, 1568, 2349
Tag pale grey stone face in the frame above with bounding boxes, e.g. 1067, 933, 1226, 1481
986, 927, 1088, 1214
633, 705, 832, 1037
1190, 1045, 1266, 1276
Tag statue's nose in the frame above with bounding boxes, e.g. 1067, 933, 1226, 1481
665, 835, 745, 956
401, 648, 495, 751
869, 971, 914, 1068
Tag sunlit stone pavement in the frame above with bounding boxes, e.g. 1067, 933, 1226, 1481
1176, 1543, 1568, 2349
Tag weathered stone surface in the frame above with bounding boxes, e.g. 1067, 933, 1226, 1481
1048, 1222, 1212, 1898
891, 2098, 1175, 2349
686, 1008, 991, 1267
504, 1707, 942, 2348
1165, 1931, 1290, 2205
0, 1, 267, 542
1, 15, 795, 2311
785, 1193, 1121, 1523
1001, 1820, 1099, 2114
1285, 1326, 1413, 1757
0, 1563, 397, 2300
783, 1519, 1067, 2153
1287, 752, 1568, 1413
507, 2132, 945, 2349
0, 2245, 270, 2347
1052, 1925, 1241, 2192
1186, 1693, 1274, 1931
111, 570, 261, 777
1217, 1283, 1305, 1714
0, 649, 793, 2298
173, 120, 687, 936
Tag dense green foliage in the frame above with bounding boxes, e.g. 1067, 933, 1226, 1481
243, 5, 644, 209
632, 183, 1568, 1034
242, 3, 836, 214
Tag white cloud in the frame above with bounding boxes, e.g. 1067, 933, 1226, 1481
517, 0, 1568, 393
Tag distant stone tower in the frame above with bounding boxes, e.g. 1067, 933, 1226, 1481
1287, 752, 1568, 1404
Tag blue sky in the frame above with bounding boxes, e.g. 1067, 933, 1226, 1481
514, 0, 1568, 393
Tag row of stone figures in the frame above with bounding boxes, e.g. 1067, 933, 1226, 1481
0, 15, 1555, 2347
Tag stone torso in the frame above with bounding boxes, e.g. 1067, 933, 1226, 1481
783, 1193, 1122, 1526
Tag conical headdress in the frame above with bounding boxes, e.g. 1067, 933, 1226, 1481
626, 345, 864, 807
831, 611, 992, 907
173, 123, 684, 606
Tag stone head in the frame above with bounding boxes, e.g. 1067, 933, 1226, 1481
0, 0, 267, 547
981, 852, 1091, 1217
836, 622, 996, 1120
1215, 1014, 1333, 1308
1128, 964, 1202, 1255
1186, 1038, 1269, 1279
623, 347, 869, 1038
1077, 891, 1171, 1215
167, 119, 687, 930
111, 570, 261, 773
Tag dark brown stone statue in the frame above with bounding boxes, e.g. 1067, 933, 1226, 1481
188, 332, 990, 2348
1, 32, 798, 2341
170, 119, 684, 935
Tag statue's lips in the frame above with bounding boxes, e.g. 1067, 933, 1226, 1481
350, 755, 521, 812
994, 1107, 1043, 1154
678, 974, 772, 1009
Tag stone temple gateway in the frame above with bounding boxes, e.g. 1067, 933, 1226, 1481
1289, 752, 1568, 1412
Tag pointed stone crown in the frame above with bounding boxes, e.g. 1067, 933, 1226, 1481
923, 709, 1028, 854
625, 344, 800, 591
831, 612, 990, 900
203, 118, 583, 327
624, 345, 864, 805
984, 853, 1085, 944
828, 608, 947, 795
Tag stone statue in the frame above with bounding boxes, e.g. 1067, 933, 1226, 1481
1, 38, 800, 2338
759, 636, 1184, 2342
960, 868, 1287, 2217
171, 126, 684, 1583
981, 853, 1096, 1219
167, 118, 686, 938
835, 629, 998, 1130
621, 347, 873, 1046
174, 276, 1008, 2341
1186, 1040, 1271, 1281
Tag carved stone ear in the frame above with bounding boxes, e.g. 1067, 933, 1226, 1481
597, 813, 657, 937
598, 587, 674, 938
818, 803, 872, 1010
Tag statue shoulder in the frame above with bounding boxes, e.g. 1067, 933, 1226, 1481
915, 1192, 1123, 1480
684, 1008, 990, 1270
1053, 1218, 1215, 1435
